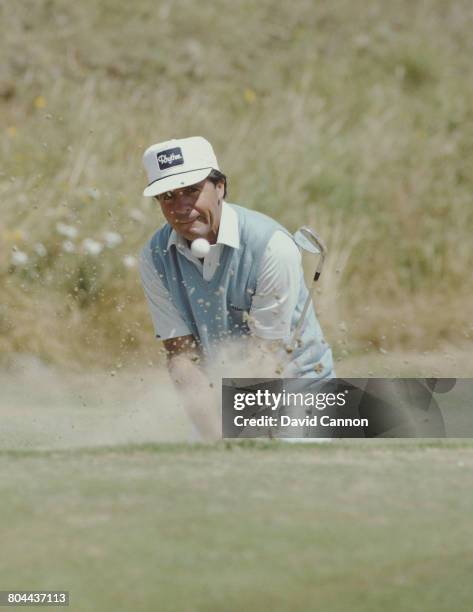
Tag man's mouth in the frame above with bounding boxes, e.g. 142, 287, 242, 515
175, 215, 203, 226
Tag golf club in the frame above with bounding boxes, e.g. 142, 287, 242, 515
289, 226, 327, 350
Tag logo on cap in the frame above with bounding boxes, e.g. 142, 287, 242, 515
156, 147, 184, 170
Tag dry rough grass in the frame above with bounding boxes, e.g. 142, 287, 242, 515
1, 0, 472, 367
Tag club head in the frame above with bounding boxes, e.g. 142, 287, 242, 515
293, 226, 327, 257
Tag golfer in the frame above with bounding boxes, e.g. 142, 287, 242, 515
139, 136, 334, 436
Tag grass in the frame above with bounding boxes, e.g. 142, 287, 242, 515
1, 361, 472, 610
1, 0, 472, 367
1, 441, 473, 611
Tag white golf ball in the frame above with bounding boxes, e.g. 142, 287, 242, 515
191, 238, 211, 258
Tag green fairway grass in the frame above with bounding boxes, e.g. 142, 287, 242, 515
1, 441, 472, 611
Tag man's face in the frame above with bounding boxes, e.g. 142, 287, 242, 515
155, 179, 224, 243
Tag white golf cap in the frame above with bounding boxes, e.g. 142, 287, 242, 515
142, 136, 219, 197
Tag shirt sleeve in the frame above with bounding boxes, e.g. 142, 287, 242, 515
248, 230, 301, 340
139, 243, 192, 340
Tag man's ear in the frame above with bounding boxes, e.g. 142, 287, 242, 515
216, 181, 225, 200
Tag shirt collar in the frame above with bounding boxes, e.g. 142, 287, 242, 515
167, 201, 240, 251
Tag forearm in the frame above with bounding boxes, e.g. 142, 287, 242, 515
168, 354, 221, 440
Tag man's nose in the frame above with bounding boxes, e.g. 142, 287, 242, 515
172, 193, 194, 214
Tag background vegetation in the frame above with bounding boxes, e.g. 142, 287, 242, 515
1, 0, 472, 369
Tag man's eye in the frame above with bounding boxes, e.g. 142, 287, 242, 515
161, 191, 174, 201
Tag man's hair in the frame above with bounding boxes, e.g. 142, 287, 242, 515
207, 169, 227, 198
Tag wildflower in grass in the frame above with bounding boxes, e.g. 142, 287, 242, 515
129, 208, 145, 223
62, 240, 75, 253
34, 96, 46, 109
82, 238, 103, 256
11, 250, 28, 266
243, 88, 257, 104
123, 255, 137, 268
86, 187, 100, 200
56, 222, 78, 239
8, 229, 26, 242
34, 243, 47, 257
103, 231, 123, 248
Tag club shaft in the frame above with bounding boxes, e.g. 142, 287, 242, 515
289, 284, 315, 348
